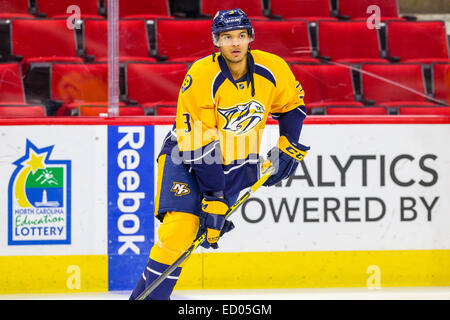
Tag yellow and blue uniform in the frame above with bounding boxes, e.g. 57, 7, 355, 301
158, 50, 306, 210
130, 49, 307, 300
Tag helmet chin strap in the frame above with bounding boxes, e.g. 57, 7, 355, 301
247, 50, 255, 97
212, 46, 218, 62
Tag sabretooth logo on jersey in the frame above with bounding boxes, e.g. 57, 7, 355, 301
8, 140, 71, 245
218, 100, 265, 135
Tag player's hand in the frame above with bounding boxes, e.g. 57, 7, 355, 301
263, 135, 310, 187
201, 195, 231, 249
200, 220, 235, 250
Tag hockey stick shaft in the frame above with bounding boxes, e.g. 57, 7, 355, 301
135, 162, 276, 300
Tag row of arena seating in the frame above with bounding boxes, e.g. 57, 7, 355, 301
0, 18, 448, 67
1, 61, 449, 117
0, 0, 411, 21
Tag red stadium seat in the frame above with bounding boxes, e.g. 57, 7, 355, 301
252, 20, 320, 63
156, 106, 177, 115
116, 0, 172, 19
10, 19, 84, 71
385, 21, 450, 63
82, 19, 156, 62
398, 106, 450, 115
154, 19, 212, 62
0, 105, 46, 117
336, 0, 402, 21
201, 0, 266, 20
0, 63, 47, 116
290, 64, 363, 113
326, 106, 387, 115
50, 63, 110, 115
360, 64, 436, 107
268, 0, 334, 21
433, 64, 450, 105
125, 63, 187, 111
316, 21, 385, 63
0, 0, 34, 18
0, 63, 26, 104
35, 0, 102, 18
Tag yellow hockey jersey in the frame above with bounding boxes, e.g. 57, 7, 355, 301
160, 49, 306, 197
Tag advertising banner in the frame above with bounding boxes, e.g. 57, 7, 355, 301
0, 125, 108, 293
0, 125, 108, 256
107, 125, 155, 290
213, 124, 450, 253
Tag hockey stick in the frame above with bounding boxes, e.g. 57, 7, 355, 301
135, 160, 276, 300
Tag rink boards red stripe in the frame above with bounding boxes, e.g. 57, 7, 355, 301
0, 115, 449, 126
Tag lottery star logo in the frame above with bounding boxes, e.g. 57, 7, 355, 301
8, 140, 71, 245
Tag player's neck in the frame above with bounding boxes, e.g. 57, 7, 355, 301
224, 57, 247, 81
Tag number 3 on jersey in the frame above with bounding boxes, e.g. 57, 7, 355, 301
183, 113, 192, 133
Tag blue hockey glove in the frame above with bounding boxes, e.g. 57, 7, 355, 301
200, 195, 233, 249
263, 135, 310, 187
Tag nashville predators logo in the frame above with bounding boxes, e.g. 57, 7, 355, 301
218, 100, 265, 135
171, 182, 191, 196
181, 75, 192, 93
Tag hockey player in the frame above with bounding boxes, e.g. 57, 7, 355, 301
129, 8, 310, 300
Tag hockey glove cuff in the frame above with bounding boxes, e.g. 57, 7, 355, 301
263, 135, 310, 187
277, 135, 309, 162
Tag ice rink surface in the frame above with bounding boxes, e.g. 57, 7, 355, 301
1, 287, 450, 300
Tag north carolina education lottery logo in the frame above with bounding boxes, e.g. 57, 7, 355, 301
8, 140, 71, 245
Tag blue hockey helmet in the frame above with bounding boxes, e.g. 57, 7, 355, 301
211, 9, 254, 46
